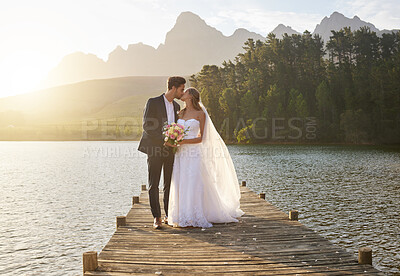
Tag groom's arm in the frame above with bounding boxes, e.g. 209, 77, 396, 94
142, 98, 161, 138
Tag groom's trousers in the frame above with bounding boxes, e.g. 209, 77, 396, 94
147, 149, 174, 218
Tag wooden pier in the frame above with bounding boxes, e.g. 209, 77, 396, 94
83, 183, 383, 275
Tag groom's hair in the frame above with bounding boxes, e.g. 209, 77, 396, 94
167, 76, 186, 90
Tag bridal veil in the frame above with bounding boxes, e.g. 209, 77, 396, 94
198, 102, 244, 220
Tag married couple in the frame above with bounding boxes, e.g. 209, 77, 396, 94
138, 76, 244, 229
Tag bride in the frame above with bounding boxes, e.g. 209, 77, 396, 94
164, 87, 244, 228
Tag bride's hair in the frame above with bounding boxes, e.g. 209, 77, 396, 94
180, 87, 202, 116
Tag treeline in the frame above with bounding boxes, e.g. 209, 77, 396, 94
190, 27, 400, 144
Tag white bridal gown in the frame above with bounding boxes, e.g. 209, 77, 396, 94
168, 118, 244, 228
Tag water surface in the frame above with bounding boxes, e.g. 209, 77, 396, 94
0, 142, 398, 275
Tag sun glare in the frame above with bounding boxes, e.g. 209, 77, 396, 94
0, 50, 52, 98
0, 4, 76, 99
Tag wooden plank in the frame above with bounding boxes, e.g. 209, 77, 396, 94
84, 186, 383, 275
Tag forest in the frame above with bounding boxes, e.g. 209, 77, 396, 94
190, 27, 400, 144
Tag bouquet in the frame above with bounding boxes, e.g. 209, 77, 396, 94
162, 122, 189, 153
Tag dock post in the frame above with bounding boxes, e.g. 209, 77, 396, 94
358, 247, 372, 265
83, 251, 98, 274
289, 210, 299, 220
241, 181, 246, 187
132, 196, 139, 205
116, 216, 126, 229
141, 184, 147, 191
259, 192, 266, 199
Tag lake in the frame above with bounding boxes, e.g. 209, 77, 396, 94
0, 141, 399, 275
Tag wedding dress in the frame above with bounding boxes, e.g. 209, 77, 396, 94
168, 102, 244, 228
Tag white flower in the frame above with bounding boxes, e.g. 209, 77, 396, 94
164, 137, 168, 141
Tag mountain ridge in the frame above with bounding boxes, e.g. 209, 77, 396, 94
35, 10, 399, 91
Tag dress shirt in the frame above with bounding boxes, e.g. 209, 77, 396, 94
163, 94, 174, 124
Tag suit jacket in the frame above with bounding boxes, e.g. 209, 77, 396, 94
138, 93, 181, 156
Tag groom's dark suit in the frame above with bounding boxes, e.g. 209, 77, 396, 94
138, 93, 180, 218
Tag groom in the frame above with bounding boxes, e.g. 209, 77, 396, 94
138, 76, 185, 229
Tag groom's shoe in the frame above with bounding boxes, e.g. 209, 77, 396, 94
162, 216, 168, 224
153, 217, 162, 229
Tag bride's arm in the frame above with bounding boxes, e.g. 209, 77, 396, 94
180, 112, 206, 144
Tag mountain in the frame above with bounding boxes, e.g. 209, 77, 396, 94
38, 11, 399, 90
271, 24, 301, 37
108, 12, 264, 76
40, 11, 264, 89
43, 52, 109, 90
0, 75, 190, 140
0, 76, 170, 125
312, 11, 399, 43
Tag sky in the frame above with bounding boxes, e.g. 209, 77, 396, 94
0, 0, 399, 98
